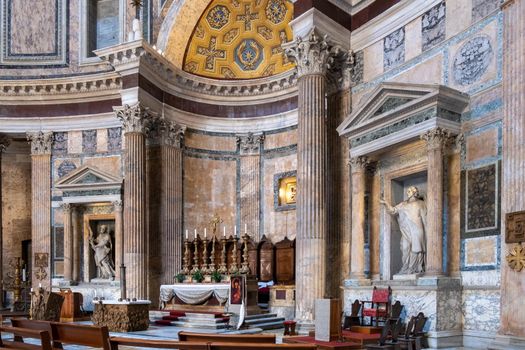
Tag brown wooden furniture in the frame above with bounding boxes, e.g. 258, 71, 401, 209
365, 318, 403, 350
209, 343, 317, 350
275, 237, 295, 283
258, 236, 274, 281
58, 290, 85, 322
362, 286, 392, 326
110, 337, 208, 349
0, 326, 52, 350
390, 301, 403, 320
398, 312, 427, 350
178, 331, 276, 343
343, 299, 362, 329
283, 336, 362, 350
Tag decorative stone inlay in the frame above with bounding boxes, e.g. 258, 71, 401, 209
466, 164, 497, 231
472, 0, 500, 23
421, 127, 451, 150
462, 289, 500, 332
384, 27, 405, 70
0, 134, 11, 152
234, 39, 264, 71
52, 132, 67, 155
422, 1, 446, 51
224, 28, 240, 44
207, 5, 230, 30
82, 130, 97, 154
27, 131, 54, 155
285, 31, 332, 77
197, 37, 226, 71
349, 156, 370, 171
114, 104, 155, 134
265, 0, 287, 24
57, 160, 77, 178
107, 128, 122, 151
453, 36, 493, 86
237, 132, 264, 155
351, 50, 364, 85
160, 120, 186, 148
237, 4, 259, 31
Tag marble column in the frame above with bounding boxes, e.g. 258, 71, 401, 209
159, 121, 185, 284
113, 200, 123, 279
447, 135, 463, 277
237, 133, 264, 242
349, 156, 371, 282
72, 206, 81, 283
285, 31, 332, 324
61, 203, 73, 284
0, 134, 10, 305
27, 131, 53, 289
421, 128, 449, 276
115, 103, 152, 300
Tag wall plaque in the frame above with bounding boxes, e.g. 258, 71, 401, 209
506, 211, 525, 243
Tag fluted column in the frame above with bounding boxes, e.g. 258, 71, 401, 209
0, 135, 10, 305
237, 133, 264, 241
113, 200, 123, 279
160, 121, 185, 284
349, 156, 370, 282
447, 135, 463, 277
72, 207, 81, 283
27, 131, 53, 289
115, 103, 152, 300
61, 203, 73, 284
285, 31, 332, 324
421, 128, 449, 276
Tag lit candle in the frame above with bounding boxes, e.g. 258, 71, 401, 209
223, 226, 226, 237
22, 268, 26, 282
194, 229, 197, 239
185, 230, 188, 240
204, 228, 207, 238
234, 225, 237, 237
38, 283, 42, 289
245, 224, 247, 234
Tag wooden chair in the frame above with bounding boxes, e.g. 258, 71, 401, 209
0, 326, 52, 350
365, 318, 402, 350
343, 299, 362, 329
110, 337, 208, 349
362, 286, 392, 326
208, 343, 317, 350
390, 301, 403, 320
398, 316, 417, 350
178, 331, 276, 343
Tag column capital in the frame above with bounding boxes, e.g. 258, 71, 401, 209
327, 47, 354, 93
449, 133, 464, 154
237, 132, 264, 155
284, 30, 333, 77
349, 156, 371, 172
114, 103, 156, 134
160, 120, 186, 149
112, 199, 123, 211
60, 203, 72, 213
0, 134, 10, 153
26, 131, 54, 155
421, 128, 451, 150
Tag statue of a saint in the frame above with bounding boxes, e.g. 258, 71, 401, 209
380, 186, 427, 275
89, 225, 116, 280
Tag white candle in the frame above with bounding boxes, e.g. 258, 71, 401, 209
185, 230, 188, 239
204, 228, 207, 238
194, 229, 197, 239
223, 226, 226, 237
38, 283, 42, 289
22, 269, 26, 282
94, 290, 97, 297
245, 224, 247, 234
234, 225, 237, 237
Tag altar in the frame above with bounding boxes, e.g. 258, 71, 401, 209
160, 283, 230, 312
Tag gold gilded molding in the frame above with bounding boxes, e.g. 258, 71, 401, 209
506, 244, 525, 272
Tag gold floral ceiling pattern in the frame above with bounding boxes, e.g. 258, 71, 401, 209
183, 0, 295, 80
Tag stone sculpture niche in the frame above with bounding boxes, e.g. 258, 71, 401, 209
88, 222, 116, 281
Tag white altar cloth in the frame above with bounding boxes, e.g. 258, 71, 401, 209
160, 283, 230, 308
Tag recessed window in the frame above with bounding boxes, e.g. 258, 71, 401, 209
86, 0, 120, 57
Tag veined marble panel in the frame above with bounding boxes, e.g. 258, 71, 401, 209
464, 235, 498, 267
422, 1, 446, 51
462, 289, 500, 332
384, 28, 405, 70
472, 0, 500, 23
461, 269, 500, 286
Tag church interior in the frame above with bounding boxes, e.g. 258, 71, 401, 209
0, 0, 524, 349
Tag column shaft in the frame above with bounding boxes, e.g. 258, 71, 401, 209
72, 207, 80, 282
350, 158, 368, 279
239, 155, 261, 241
0, 135, 9, 305
62, 204, 73, 283
113, 201, 123, 279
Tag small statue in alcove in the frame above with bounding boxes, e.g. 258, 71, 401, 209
89, 225, 116, 280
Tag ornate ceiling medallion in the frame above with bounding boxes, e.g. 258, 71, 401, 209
207, 5, 231, 30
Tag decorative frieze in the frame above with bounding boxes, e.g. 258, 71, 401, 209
114, 103, 156, 134
237, 132, 264, 155
27, 131, 54, 155
285, 31, 332, 77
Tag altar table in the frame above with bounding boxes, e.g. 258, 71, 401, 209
159, 283, 230, 309
92, 300, 151, 332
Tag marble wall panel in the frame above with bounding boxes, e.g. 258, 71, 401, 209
446, 0, 472, 39
462, 289, 500, 332
472, 0, 500, 23
352, 50, 364, 85
107, 127, 122, 152
54, 159, 80, 180
466, 128, 498, 163
183, 157, 237, 235
68, 131, 83, 154
466, 163, 497, 231
461, 269, 500, 286
391, 54, 443, 85
383, 28, 405, 70
9, 0, 56, 54
185, 132, 237, 152
264, 129, 297, 150
363, 40, 383, 82
82, 156, 122, 178
464, 235, 498, 267
422, 1, 446, 51
82, 130, 97, 154
96, 129, 108, 153
405, 17, 422, 61
53, 132, 68, 156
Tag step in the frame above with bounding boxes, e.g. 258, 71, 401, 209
170, 321, 229, 329
185, 312, 224, 320
178, 316, 228, 324
245, 317, 285, 325
250, 321, 285, 330
244, 313, 277, 321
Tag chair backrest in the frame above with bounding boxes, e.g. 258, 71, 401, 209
390, 301, 403, 319
208, 343, 317, 350
350, 299, 361, 317
110, 337, 208, 349
390, 318, 403, 342
178, 331, 276, 343
51, 322, 111, 350
377, 318, 392, 345
0, 326, 53, 350
371, 286, 391, 303
403, 316, 417, 339
413, 312, 428, 336
9, 319, 59, 349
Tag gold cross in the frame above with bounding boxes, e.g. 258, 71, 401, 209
197, 37, 226, 71
237, 4, 259, 31
209, 213, 224, 235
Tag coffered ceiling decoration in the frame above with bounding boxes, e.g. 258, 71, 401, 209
183, 0, 295, 80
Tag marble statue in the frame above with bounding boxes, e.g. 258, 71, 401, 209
380, 186, 427, 274
89, 225, 116, 280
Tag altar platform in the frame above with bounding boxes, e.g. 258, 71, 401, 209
160, 283, 230, 313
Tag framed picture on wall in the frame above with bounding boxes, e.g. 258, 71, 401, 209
230, 276, 243, 305
506, 211, 525, 243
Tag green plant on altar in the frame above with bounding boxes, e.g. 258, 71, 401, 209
175, 273, 185, 283
211, 270, 222, 283
192, 269, 204, 283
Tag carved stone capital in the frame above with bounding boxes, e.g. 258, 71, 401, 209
27, 131, 54, 155
327, 47, 354, 93
421, 128, 451, 150
160, 120, 186, 149
284, 30, 332, 77
0, 134, 11, 153
60, 203, 72, 213
112, 200, 123, 212
114, 103, 156, 134
237, 132, 264, 155
449, 133, 464, 154
349, 156, 371, 172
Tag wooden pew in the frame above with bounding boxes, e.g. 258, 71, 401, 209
208, 343, 317, 350
178, 331, 276, 343
110, 337, 208, 349
0, 326, 52, 350
9, 319, 60, 349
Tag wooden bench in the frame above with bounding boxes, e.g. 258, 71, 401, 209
208, 343, 317, 350
0, 326, 52, 350
110, 337, 208, 349
178, 331, 276, 343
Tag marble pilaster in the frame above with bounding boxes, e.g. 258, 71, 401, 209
0, 135, 10, 305
113, 200, 123, 279
159, 120, 185, 284
61, 203, 73, 284
285, 31, 332, 325
447, 135, 463, 277
421, 128, 450, 276
349, 156, 371, 283
27, 131, 53, 289
115, 103, 151, 300
237, 133, 264, 242
72, 206, 81, 282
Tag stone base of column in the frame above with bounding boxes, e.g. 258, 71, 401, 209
344, 278, 371, 287
416, 276, 459, 288
489, 335, 525, 350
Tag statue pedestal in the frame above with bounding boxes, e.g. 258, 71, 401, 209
92, 300, 150, 332
393, 273, 423, 280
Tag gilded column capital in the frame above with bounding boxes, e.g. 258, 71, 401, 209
112, 200, 123, 212
349, 156, 371, 172
0, 134, 11, 153
237, 132, 264, 155
160, 120, 186, 149
114, 103, 156, 134
26, 131, 54, 155
60, 203, 72, 213
421, 128, 451, 150
327, 47, 354, 93
284, 30, 332, 77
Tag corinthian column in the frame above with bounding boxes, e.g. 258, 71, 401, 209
285, 31, 332, 325
113, 200, 123, 279
27, 131, 54, 289
115, 103, 152, 300
237, 133, 264, 241
61, 203, 73, 284
421, 128, 449, 276
159, 120, 185, 284
0, 135, 10, 304
349, 156, 371, 282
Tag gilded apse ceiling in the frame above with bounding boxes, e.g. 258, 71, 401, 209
182, 0, 295, 80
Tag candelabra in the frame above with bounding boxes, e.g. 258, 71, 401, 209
4, 257, 30, 311
208, 236, 216, 274
202, 237, 210, 275
229, 236, 239, 274
191, 236, 200, 274
218, 237, 228, 274
240, 233, 250, 274
182, 238, 190, 274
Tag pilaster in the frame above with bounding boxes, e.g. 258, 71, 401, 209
113, 200, 123, 280
0, 134, 10, 305
60, 203, 73, 284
